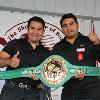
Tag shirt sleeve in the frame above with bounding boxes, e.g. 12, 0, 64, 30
2, 39, 18, 56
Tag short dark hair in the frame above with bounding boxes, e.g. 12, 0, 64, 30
27, 16, 45, 29
60, 13, 78, 27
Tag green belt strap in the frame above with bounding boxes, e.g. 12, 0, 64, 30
0, 55, 100, 88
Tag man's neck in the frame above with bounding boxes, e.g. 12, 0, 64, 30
66, 34, 78, 44
66, 38, 76, 44
28, 40, 39, 49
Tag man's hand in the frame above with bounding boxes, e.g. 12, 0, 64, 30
73, 70, 84, 80
8, 51, 20, 68
30, 70, 39, 80
37, 83, 45, 90
88, 32, 100, 45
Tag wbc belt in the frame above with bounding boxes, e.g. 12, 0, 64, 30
0, 55, 100, 88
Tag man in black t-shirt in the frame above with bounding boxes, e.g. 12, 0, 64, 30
0, 16, 51, 100
52, 13, 100, 100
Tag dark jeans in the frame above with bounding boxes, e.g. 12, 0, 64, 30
61, 85, 100, 100
0, 82, 49, 100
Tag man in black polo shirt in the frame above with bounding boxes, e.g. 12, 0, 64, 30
0, 16, 51, 100
52, 13, 100, 100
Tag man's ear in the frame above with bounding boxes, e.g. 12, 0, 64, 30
43, 29, 45, 33
77, 23, 79, 29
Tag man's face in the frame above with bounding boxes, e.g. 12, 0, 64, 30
27, 21, 44, 43
61, 18, 79, 39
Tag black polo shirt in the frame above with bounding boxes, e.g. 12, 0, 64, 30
52, 33, 100, 93
3, 38, 51, 88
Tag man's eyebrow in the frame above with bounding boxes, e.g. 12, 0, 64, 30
62, 23, 67, 26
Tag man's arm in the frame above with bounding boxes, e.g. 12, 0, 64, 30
0, 51, 20, 68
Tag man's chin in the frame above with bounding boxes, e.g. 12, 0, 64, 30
67, 35, 75, 39
31, 39, 40, 43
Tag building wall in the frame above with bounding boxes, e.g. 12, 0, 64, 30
0, 0, 100, 17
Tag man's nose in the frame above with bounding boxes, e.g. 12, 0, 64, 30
67, 25, 71, 30
34, 29, 38, 34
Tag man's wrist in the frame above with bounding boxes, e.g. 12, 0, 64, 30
93, 40, 100, 45
6, 59, 11, 66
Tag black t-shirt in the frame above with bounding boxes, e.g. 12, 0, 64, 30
52, 33, 100, 92
3, 38, 51, 88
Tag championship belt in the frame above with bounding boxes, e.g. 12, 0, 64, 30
0, 55, 100, 88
